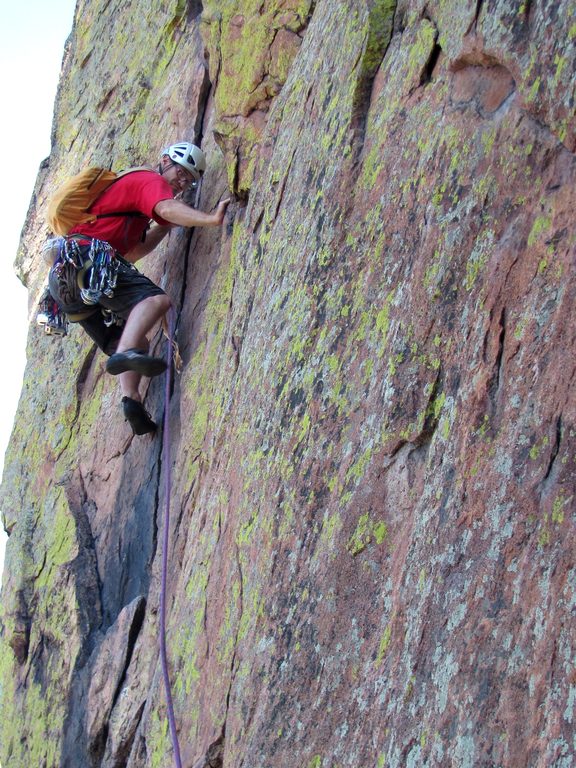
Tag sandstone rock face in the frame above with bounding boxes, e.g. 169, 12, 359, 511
1, 1, 575, 767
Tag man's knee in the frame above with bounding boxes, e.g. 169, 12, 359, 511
142, 293, 171, 313
156, 293, 171, 311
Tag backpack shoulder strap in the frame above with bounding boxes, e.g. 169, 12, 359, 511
115, 165, 156, 178
93, 166, 157, 221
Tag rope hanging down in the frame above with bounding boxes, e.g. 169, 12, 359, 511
160, 308, 183, 768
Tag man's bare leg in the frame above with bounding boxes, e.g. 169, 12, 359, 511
119, 370, 142, 401
117, 294, 171, 353
106, 294, 172, 386
115, 295, 170, 400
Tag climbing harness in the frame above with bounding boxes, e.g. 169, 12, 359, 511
38, 236, 124, 336
44, 235, 120, 305
160, 308, 183, 768
55, 236, 119, 306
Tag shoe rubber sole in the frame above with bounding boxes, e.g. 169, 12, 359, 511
107, 350, 167, 377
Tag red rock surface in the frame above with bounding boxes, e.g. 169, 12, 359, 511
0, 1, 575, 767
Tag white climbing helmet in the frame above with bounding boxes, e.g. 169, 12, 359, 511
162, 142, 206, 181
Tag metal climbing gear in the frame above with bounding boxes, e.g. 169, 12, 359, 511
47, 235, 119, 305
39, 235, 123, 338
68, 238, 119, 305
36, 287, 69, 336
102, 309, 123, 327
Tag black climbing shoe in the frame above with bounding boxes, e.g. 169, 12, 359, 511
122, 397, 157, 435
106, 348, 167, 377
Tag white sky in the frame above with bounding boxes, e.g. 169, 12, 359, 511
0, 0, 77, 575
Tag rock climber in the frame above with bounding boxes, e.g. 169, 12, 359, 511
47, 141, 230, 435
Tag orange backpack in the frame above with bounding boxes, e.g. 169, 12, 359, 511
46, 166, 150, 236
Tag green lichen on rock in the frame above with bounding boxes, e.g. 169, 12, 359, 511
181, 226, 241, 458
201, 0, 313, 192
347, 513, 388, 555
0, 492, 83, 767
0, 663, 66, 767
363, 0, 396, 74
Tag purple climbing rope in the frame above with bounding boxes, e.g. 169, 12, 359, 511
160, 308, 183, 768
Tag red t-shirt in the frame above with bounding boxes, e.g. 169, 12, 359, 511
69, 170, 174, 255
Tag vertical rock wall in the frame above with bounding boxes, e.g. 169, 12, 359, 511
0, 1, 574, 766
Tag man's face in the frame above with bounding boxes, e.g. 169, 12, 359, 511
162, 155, 196, 193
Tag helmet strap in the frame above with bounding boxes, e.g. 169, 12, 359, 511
158, 155, 173, 176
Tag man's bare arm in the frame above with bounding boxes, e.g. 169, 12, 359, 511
154, 198, 230, 228
124, 223, 171, 261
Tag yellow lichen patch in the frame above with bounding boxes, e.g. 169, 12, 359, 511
375, 623, 392, 666
347, 513, 388, 555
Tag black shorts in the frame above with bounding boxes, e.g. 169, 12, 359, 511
48, 244, 166, 356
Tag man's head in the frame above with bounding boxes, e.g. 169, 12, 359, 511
160, 142, 206, 192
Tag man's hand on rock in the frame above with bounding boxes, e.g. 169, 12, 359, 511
212, 198, 231, 226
